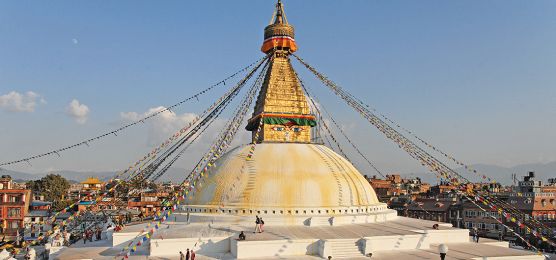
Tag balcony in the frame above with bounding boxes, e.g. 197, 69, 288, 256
128, 201, 160, 208
0, 201, 25, 206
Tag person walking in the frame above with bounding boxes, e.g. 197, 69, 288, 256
96, 227, 101, 240
82, 232, 87, 244
190, 250, 196, 260
260, 217, 265, 232
472, 228, 478, 243
254, 215, 261, 233
439, 244, 449, 260
179, 251, 185, 260
186, 248, 190, 260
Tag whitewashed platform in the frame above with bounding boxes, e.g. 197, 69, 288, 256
53, 214, 545, 259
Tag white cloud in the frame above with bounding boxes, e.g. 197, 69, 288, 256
121, 106, 197, 145
0, 91, 45, 112
66, 99, 90, 124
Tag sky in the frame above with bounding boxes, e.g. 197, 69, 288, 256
1, 0, 555, 178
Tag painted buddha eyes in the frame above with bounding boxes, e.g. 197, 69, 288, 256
271, 126, 303, 132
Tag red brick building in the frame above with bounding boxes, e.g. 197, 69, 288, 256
128, 191, 170, 215
0, 175, 31, 238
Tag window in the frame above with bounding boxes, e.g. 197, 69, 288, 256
292, 127, 302, 132
8, 221, 19, 229
8, 195, 21, 203
143, 196, 157, 202
8, 208, 21, 217
272, 126, 285, 131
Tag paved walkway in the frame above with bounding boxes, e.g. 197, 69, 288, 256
118, 216, 457, 241
53, 216, 548, 260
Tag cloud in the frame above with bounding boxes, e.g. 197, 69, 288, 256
72, 38, 79, 44
66, 99, 90, 124
0, 91, 45, 112
121, 106, 197, 145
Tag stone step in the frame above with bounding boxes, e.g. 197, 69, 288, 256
329, 241, 360, 245
326, 239, 364, 258
309, 217, 332, 226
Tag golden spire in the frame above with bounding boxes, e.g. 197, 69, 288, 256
271, 0, 287, 25
247, 0, 315, 143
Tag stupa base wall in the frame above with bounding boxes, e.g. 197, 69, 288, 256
173, 208, 398, 228
146, 230, 524, 259
150, 237, 230, 258
56, 216, 544, 259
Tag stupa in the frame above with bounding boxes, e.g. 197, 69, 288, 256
55, 1, 545, 259
186, 0, 389, 219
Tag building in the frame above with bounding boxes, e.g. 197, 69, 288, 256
77, 177, 103, 211
403, 197, 463, 228
0, 175, 31, 239
369, 174, 431, 202
429, 182, 458, 196
24, 201, 53, 239
81, 177, 102, 191
509, 172, 556, 238
462, 199, 505, 238
462, 172, 556, 245
127, 191, 170, 215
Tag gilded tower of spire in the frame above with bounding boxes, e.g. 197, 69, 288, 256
246, 0, 316, 143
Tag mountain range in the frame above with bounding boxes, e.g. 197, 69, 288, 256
3, 161, 555, 185
406, 161, 556, 185
2, 167, 189, 183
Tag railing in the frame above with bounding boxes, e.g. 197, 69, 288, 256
127, 201, 160, 207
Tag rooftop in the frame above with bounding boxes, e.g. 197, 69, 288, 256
81, 177, 102, 185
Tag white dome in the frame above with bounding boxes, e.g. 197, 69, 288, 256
186, 143, 384, 214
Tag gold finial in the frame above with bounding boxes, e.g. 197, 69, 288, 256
261, 0, 296, 53
269, 0, 288, 25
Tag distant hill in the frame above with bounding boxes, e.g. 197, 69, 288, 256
3, 167, 190, 183
407, 162, 556, 185
4, 162, 555, 185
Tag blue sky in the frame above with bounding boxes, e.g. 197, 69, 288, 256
1, 1, 555, 177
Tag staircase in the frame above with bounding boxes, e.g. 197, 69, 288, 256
325, 239, 364, 259
309, 216, 332, 226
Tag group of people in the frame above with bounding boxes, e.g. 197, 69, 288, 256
254, 215, 264, 233
179, 248, 196, 260
236, 215, 266, 242
81, 226, 103, 244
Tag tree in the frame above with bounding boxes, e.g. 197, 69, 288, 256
28, 174, 70, 202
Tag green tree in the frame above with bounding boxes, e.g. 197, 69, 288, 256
28, 174, 70, 201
